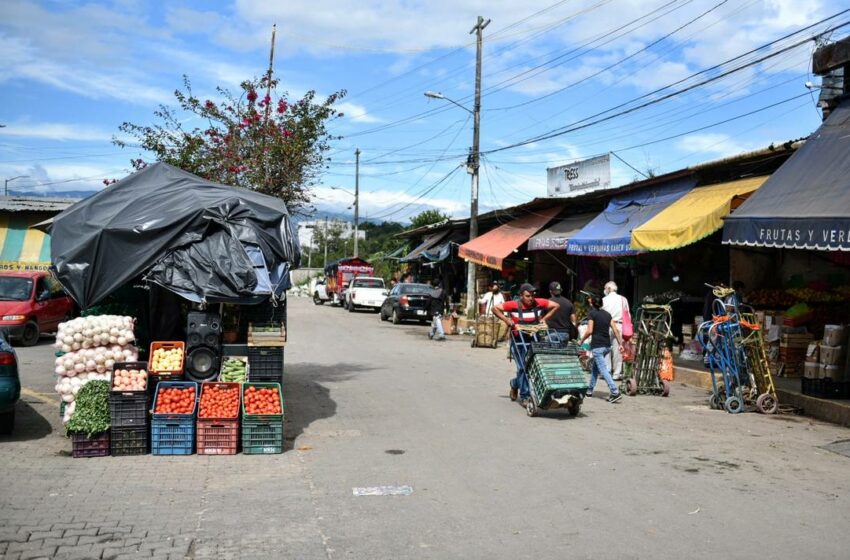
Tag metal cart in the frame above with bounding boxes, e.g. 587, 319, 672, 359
620, 303, 675, 397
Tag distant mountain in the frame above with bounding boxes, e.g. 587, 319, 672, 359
9, 189, 100, 200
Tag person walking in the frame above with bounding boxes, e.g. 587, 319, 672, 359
580, 291, 624, 403
428, 278, 446, 341
546, 281, 576, 344
479, 281, 505, 315
493, 283, 560, 405
602, 281, 629, 381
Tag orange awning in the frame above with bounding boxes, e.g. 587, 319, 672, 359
458, 207, 561, 270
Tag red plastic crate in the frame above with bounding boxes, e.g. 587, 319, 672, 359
196, 419, 239, 455
70, 431, 110, 458
198, 382, 241, 421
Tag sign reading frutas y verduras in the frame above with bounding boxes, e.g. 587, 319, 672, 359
547, 154, 610, 197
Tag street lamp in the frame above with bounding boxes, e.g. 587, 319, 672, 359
4, 175, 30, 197
330, 185, 360, 257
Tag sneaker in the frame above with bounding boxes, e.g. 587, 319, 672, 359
435, 336, 446, 341
612, 374, 623, 381
428, 332, 434, 340
585, 391, 593, 399
607, 393, 623, 403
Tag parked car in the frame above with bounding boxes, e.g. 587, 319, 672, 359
345, 277, 387, 312
380, 283, 433, 324
0, 328, 20, 434
311, 277, 331, 305
0, 272, 76, 346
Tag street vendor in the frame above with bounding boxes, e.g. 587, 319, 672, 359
493, 283, 560, 404
479, 280, 505, 315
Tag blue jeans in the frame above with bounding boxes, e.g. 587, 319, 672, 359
510, 332, 532, 399
430, 314, 445, 339
588, 346, 619, 396
549, 329, 572, 346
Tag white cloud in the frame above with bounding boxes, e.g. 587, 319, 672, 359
312, 184, 468, 221
336, 102, 382, 123
0, 122, 114, 142
676, 133, 749, 157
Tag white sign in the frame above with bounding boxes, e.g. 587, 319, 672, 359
547, 154, 611, 197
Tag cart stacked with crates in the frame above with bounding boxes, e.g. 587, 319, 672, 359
621, 303, 676, 397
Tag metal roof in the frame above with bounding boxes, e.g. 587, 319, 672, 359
0, 196, 79, 213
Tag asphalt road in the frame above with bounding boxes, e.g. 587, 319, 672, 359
2, 297, 850, 559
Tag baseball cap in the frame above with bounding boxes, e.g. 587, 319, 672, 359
519, 282, 536, 294
549, 281, 562, 294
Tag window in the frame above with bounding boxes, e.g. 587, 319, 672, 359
0, 277, 33, 301
47, 277, 66, 298
35, 278, 49, 300
353, 279, 384, 289
401, 284, 432, 295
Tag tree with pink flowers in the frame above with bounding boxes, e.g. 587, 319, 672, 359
115, 75, 346, 214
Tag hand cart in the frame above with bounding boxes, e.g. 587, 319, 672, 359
509, 325, 587, 418
620, 302, 675, 397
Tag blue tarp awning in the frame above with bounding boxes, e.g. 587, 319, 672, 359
723, 100, 850, 251
566, 177, 696, 256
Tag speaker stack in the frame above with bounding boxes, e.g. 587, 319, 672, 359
185, 311, 222, 382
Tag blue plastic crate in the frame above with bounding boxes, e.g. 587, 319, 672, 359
151, 418, 195, 455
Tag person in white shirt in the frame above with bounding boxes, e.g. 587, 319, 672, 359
602, 281, 628, 380
479, 281, 505, 315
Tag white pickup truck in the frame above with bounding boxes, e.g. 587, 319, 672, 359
311, 277, 331, 305
344, 277, 387, 312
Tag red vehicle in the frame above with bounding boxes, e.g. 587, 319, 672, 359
323, 257, 374, 307
0, 272, 76, 346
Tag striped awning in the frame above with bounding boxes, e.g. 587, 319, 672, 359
0, 215, 52, 271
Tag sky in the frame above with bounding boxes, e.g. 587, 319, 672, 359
0, 0, 847, 223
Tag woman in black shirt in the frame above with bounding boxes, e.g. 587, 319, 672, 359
579, 291, 624, 403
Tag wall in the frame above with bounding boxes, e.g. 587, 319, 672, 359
290, 267, 323, 287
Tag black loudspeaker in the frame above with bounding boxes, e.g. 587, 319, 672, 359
185, 311, 222, 382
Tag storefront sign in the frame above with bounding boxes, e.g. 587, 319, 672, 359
0, 261, 51, 272
723, 219, 850, 251
547, 154, 610, 197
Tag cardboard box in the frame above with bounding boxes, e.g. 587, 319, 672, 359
820, 363, 844, 381
819, 344, 845, 366
823, 325, 847, 347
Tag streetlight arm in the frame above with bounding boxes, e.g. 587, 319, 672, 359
423, 91, 473, 114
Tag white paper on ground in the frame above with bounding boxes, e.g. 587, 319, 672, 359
352, 485, 413, 496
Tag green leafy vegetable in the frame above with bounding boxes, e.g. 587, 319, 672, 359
66, 380, 111, 438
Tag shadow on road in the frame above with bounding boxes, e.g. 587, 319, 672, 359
283, 362, 373, 451
0, 400, 53, 442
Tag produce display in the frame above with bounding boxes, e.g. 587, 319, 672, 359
219, 357, 248, 382
199, 384, 240, 419
112, 367, 148, 391
244, 386, 282, 415
65, 380, 111, 438
642, 290, 685, 304
151, 346, 184, 372
153, 385, 197, 415
54, 315, 139, 423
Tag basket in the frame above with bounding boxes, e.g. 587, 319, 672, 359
241, 382, 283, 423
151, 381, 198, 421
70, 431, 110, 458
242, 419, 283, 454
110, 426, 147, 456
198, 382, 241, 421
148, 341, 185, 377
247, 347, 283, 382
197, 419, 239, 455
151, 418, 194, 455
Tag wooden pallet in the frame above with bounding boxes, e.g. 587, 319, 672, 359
248, 323, 286, 347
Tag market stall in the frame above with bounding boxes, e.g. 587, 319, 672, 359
49, 163, 298, 457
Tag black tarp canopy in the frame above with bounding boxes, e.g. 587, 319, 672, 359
50, 162, 301, 309
723, 99, 850, 251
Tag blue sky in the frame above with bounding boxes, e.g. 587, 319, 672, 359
0, 0, 846, 222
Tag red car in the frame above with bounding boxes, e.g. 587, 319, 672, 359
0, 272, 76, 346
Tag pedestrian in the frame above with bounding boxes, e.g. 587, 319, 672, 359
403, 273, 414, 284
493, 283, 560, 405
505, 273, 519, 300
428, 278, 446, 341
545, 281, 577, 344
602, 281, 629, 381
579, 291, 624, 403
479, 280, 505, 315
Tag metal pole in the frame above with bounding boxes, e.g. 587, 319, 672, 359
466, 15, 490, 319
323, 217, 329, 268
354, 148, 360, 258
307, 227, 313, 268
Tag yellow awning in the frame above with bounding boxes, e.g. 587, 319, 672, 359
631, 176, 768, 251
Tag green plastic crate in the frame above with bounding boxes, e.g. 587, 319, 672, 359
527, 354, 588, 402
241, 382, 284, 423
242, 418, 283, 454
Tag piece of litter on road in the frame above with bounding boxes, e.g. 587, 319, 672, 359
688, 507, 700, 515
353, 485, 413, 496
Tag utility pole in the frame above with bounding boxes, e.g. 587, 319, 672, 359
307, 227, 313, 268
466, 15, 490, 319
354, 148, 361, 258
322, 217, 329, 268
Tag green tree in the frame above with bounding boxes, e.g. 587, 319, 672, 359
115, 75, 346, 215
409, 209, 451, 230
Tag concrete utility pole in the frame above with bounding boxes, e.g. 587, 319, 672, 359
467, 15, 490, 318
323, 217, 329, 268
354, 148, 361, 258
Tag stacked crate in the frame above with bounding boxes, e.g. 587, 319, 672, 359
151, 382, 197, 455
109, 361, 150, 456
241, 382, 284, 454
779, 333, 814, 377
525, 342, 588, 402
196, 382, 240, 455
247, 324, 285, 384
